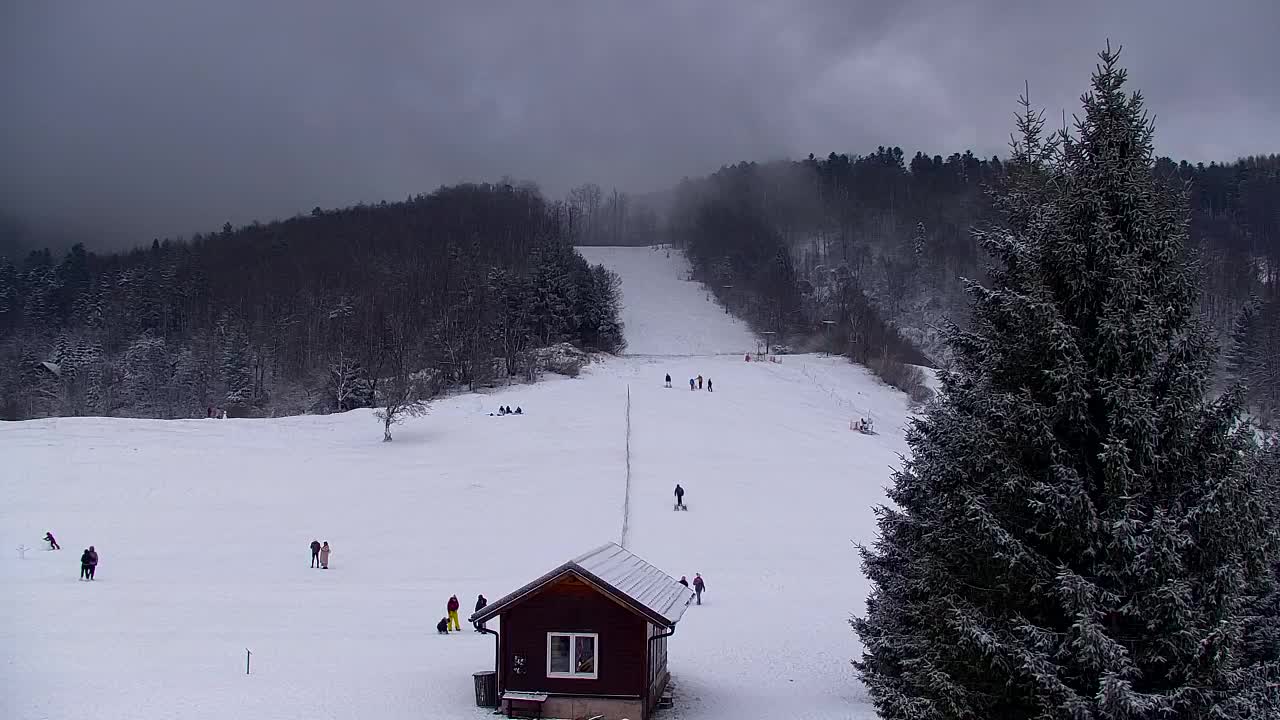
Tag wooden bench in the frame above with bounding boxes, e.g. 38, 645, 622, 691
501, 691, 548, 719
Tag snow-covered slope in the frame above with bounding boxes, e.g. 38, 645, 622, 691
577, 245, 757, 356
0, 246, 915, 720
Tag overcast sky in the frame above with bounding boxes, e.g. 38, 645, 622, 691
3, 1, 1277, 248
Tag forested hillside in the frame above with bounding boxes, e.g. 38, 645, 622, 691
0, 184, 624, 420
668, 152, 1280, 421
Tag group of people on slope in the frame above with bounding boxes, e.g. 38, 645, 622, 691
79, 546, 99, 580
678, 573, 707, 605
493, 405, 523, 416
309, 540, 332, 569
40, 530, 102, 582
665, 374, 712, 392
438, 593, 488, 634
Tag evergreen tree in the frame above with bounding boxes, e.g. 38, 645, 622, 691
220, 324, 255, 408
854, 47, 1280, 719
1225, 298, 1260, 384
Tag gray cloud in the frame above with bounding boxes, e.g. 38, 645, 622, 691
3, 0, 1277, 248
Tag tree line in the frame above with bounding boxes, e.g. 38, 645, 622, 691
665, 137, 1280, 421
0, 183, 624, 422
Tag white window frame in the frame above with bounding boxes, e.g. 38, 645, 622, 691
546, 632, 599, 680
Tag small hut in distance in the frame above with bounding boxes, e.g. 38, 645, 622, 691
470, 542, 695, 720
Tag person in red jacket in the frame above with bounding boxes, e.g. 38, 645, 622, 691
447, 595, 461, 631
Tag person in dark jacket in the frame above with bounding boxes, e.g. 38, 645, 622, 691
437, 617, 450, 634
707, 378, 713, 392
310, 540, 322, 568
474, 594, 489, 631
678, 575, 689, 587
674, 484, 685, 509
80, 548, 92, 580
664, 373, 672, 388
689, 378, 695, 391
447, 595, 461, 632
86, 546, 99, 580
514, 406, 522, 415
693, 573, 705, 605
45, 532, 60, 550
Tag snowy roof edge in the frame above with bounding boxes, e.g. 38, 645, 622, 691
470, 542, 693, 627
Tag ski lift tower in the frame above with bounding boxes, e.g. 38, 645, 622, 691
821, 320, 836, 356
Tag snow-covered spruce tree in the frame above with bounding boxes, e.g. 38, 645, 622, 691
854, 47, 1280, 719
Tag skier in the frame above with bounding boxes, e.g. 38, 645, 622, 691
692, 573, 705, 605
678, 575, 689, 587
707, 378, 713, 392
44, 532, 60, 550
87, 546, 99, 580
697, 375, 703, 390
674, 483, 685, 510
310, 539, 322, 568
664, 373, 672, 388
447, 594, 461, 631
319, 541, 331, 569
689, 378, 695, 391
474, 594, 489, 631
79, 548, 92, 580
437, 617, 451, 634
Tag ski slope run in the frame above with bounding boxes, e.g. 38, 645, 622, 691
1, 245, 915, 720
578, 245, 757, 356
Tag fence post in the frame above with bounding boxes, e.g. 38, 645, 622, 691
246, 649, 251, 675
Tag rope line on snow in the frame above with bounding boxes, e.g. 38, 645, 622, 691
621, 384, 633, 549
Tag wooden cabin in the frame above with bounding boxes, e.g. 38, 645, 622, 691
470, 542, 694, 720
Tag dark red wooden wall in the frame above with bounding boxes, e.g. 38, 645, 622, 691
500, 574, 647, 697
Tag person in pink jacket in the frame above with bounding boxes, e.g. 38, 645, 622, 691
319, 541, 331, 569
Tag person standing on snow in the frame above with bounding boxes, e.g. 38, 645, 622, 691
87, 546, 99, 580
689, 378, 695, 391
707, 378, 713, 392
697, 375, 703, 390
319, 541, 331, 569
44, 532, 60, 550
474, 594, 489, 631
692, 573, 705, 605
674, 484, 685, 509
310, 539, 322, 568
79, 548, 92, 580
664, 373, 672, 388
447, 595, 461, 631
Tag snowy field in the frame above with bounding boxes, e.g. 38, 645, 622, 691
1, 246, 916, 720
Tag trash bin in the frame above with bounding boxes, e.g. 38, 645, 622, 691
473, 670, 497, 708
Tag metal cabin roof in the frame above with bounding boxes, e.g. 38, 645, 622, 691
470, 542, 694, 628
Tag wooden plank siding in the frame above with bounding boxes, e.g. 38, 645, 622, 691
645, 622, 670, 711
500, 575, 647, 699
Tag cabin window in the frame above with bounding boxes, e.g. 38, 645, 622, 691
547, 632, 598, 679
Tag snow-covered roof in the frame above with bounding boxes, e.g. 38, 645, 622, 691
471, 542, 694, 628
